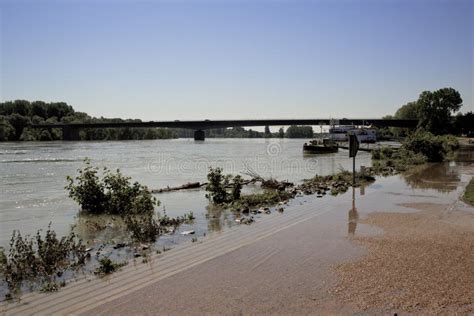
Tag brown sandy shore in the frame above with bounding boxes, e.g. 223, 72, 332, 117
1, 162, 473, 315
333, 202, 474, 314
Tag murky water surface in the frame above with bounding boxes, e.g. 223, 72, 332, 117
0, 139, 472, 299
0, 138, 375, 245
1, 139, 471, 247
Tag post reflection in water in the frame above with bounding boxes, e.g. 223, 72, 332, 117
348, 186, 360, 237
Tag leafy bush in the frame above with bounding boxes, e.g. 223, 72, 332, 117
0, 224, 86, 297
403, 130, 446, 162
205, 167, 243, 204
438, 134, 460, 152
66, 159, 159, 215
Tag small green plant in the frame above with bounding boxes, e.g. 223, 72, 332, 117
95, 257, 127, 276
0, 224, 86, 298
123, 213, 160, 243
231, 190, 292, 210
40, 281, 59, 293
183, 211, 195, 223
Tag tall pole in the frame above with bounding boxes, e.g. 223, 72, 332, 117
353, 155, 356, 186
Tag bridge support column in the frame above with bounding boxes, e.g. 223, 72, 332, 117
194, 130, 205, 141
62, 126, 80, 141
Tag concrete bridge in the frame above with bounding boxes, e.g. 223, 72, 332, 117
31, 118, 418, 141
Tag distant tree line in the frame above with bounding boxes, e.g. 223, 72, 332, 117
0, 100, 315, 141
380, 87, 473, 137
0, 100, 177, 141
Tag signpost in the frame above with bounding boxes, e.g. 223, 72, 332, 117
349, 133, 359, 185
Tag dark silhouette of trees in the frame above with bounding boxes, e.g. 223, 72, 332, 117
0, 100, 177, 141
387, 87, 470, 136
285, 125, 313, 138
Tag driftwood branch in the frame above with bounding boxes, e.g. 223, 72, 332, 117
151, 178, 260, 194
151, 182, 204, 193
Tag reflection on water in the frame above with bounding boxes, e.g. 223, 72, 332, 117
73, 212, 129, 244
403, 163, 460, 193
348, 186, 360, 237
0, 139, 373, 247
454, 144, 474, 163
401, 144, 474, 193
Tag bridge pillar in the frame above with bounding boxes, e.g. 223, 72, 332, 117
194, 130, 205, 141
62, 126, 80, 141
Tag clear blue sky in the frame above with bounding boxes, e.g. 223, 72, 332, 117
1, 0, 473, 120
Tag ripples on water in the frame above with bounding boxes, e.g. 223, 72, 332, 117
3, 139, 469, 249
0, 139, 375, 246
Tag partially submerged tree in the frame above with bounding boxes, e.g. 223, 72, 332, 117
205, 167, 243, 204
66, 159, 159, 215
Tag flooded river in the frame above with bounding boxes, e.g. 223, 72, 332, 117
0, 139, 472, 300
0, 138, 375, 247
1, 139, 471, 250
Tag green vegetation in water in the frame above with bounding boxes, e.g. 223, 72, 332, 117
66, 158, 159, 215
300, 169, 376, 196
124, 210, 195, 243
205, 167, 243, 204
40, 280, 66, 293
94, 257, 127, 276
205, 167, 293, 212
231, 190, 293, 211
463, 178, 474, 207
371, 130, 460, 175
66, 159, 196, 244
0, 224, 86, 299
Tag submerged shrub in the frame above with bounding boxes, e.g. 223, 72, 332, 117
124, 211, 196, 243
402, 130, 446, 162
95, 257, 127, 276
232, 190, 292, 210
66, 158, 159, 215
123, 214, 160, 243
205, 167, 243, 204
0, 224, 86, 297
65, 159, 106, 213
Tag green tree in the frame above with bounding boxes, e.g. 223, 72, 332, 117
416, 88, 463, 135
453, 111, 474, 135
286, 125, 313, 138
264, 125, 271, 138
0, 116, 15, 141
7, 114, 31, 140
278, 127, 285, 138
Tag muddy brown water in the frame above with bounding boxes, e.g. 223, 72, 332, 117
0, 140, 471, 301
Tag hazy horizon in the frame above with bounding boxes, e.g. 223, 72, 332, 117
1, 0, 473, 121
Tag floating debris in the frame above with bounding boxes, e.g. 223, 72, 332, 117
181, 230, 195, 235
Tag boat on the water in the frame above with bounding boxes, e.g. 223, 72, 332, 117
329, 125, 377, 143
303, 138, 338, 154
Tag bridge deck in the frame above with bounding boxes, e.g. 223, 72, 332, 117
32, 118, 418, 130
